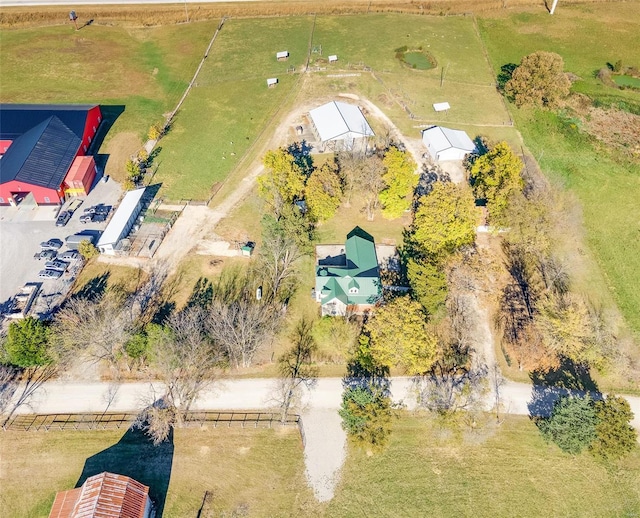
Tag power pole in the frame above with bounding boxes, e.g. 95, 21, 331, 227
549, 0, 559, 14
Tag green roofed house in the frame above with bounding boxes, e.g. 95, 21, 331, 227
315, 227, 382, 316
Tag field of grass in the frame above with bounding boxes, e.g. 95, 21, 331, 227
0, 426, 316, 517
326, 414, 640, 517
478, 3, 640, 334
0, 22, 215, 178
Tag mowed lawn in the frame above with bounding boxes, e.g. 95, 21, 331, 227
153, 17, 314, 200
478, 4, 640, 333
0, 426, 317, 517
327, 415, 640, 518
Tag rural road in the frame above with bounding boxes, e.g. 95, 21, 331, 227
6, 376, 640, 501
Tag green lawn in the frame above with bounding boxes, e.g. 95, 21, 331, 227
613, 75, 640, 89
327, 414, 640, 518
478, 4, 640, 334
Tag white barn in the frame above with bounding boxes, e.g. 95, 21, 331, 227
422, 126, 476, 161
309, 101, 374, 150
97, 187, 146, 255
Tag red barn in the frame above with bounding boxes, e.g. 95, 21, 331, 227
0, 104, 102, 206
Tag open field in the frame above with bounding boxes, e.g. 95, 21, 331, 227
0, 426, 317, 517
0, 21, 215, 178
478, 3, 640, 334
326, 414, 640, 517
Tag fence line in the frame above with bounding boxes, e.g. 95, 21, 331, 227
3, 411, 305, 444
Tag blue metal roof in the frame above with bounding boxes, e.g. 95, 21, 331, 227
0, 104, 96, 140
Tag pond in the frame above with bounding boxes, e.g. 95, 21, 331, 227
402, 51, 436, 70
612, 74, 640, 89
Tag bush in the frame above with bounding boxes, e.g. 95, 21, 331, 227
78, 240, 99, 260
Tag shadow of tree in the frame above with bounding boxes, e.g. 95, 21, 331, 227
73, 272, 111, 301
497, 63, 518, 91
528, 356, 601, 419
76, 425, 174, 516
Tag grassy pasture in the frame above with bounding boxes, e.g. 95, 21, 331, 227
327, 414, 640, 518
0, 426, 316, 517
478, 4, 640, 334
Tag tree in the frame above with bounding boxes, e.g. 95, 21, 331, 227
538, 395, 597, 454
406, 258, 448, 317
258, 148, 306, 218
3, 317, 51, 368
148, 123, 163, 141
150, 306, 223, 420
305, 161, 343, 222
590, 395, 637, 461
379, 147, 418, 219
407, 182, 476, 261
469, 141, 523, 224
78, 239, 99, 260
337, 152, 385, 220
207, 299, 281, 369
339, 384, 394, 452
362, 297, 438, 375
277, 316, 318, 423
505, 51, 571, 108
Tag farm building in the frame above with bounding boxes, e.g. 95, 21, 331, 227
421, 125, 476, 161
64, 156, 97, 197
97, 187, 146, 255
276, 51, 289, 61
314, 227, 382, 316
0, 104, 102, 205
308, 101, 374, 151
49, 472, 153, 518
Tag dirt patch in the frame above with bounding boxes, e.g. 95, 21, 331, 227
582, 107, 640, 159
102, 131, 142, 182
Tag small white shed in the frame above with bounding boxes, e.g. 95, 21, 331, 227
267, 78, 278, 88
328, 55, 338, 63
422, 126, 476, 162
276, 51, 289, 61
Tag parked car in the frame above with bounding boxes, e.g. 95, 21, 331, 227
59, 250, 81, 261
40, 239, 63, 250
38, 269, 63, 279
55, 211, 72, 227
44, 259, 70, 272
84, 204, 111, 216
34, 249, 57, 261
79, 213, 93, 224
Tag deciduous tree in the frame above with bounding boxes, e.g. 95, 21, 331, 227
505, 51, 571, 108
406, 258, 448, 317
305, 161, 343, 222
258, 148, 306, 218
339, 384, 394, 452
591, 395, 637, 461
379, 147, 418, 219
3, 317, 51, 368
469, 141, 524, 224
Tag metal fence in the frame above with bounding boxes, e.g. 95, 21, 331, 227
3, 411, 305, 444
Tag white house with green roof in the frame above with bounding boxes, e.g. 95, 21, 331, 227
314, 227, 382, 316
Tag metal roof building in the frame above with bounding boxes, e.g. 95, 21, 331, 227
49, 472, 153, 518
308, 101, 374, 151
97, 187, 146, 255
421, 125, 476, 162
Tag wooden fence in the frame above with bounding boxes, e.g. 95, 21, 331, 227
3, 411, 305, 444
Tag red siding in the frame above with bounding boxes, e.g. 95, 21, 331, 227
80, 106, 102, 155
64, 156, 96, 195
0, 180, 63, 206
0, 140, 12, 155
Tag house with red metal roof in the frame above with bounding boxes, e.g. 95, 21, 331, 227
48, 472, 154, 518
0, 104, 102, 206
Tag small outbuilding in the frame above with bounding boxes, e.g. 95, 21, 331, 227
432, 102, 450, 112
309, 101, 374, 151
97, 187, 146, 255
328, 55, 338, 63
421, 125, 476, 162
266, 77, 278, 88
63, 156, 97, 197
276, 51, 289, 61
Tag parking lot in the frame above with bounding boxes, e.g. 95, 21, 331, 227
0, 179, 122, 312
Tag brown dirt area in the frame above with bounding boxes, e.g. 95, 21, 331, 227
102, 131, 143, 181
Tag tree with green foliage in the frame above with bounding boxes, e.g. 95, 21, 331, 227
407, 182, 476, 261
538, 395, 597, 454
469, 141, 524, 224
4, 317, 51, 368
258, 148, 306, 218
505, 51, 571, 108
406, 258, 448, 317
339, 384, 394, 452
78, 239, 99, 260
379, 147, 418, 219
305, 161, 343, 222
591, 395, 637, 461
362, 296, 438, 375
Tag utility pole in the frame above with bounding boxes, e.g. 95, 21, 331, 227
549, 0, 559, 14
